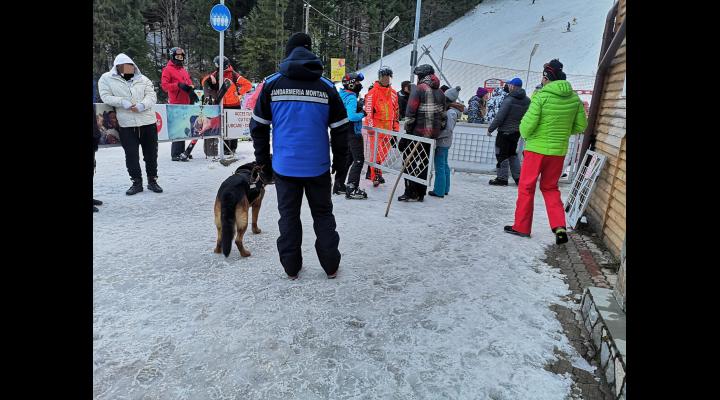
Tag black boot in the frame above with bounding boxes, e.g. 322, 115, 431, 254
553, 227, 569, 245
504, 225, 530, 238
333, 182, 347, 195
489, 178, 509, 186
147, 177, 163, 193
126, 178, 143, 195
93, 199, 103, 206
345, 183, 368, 199
93, 206, 99, 212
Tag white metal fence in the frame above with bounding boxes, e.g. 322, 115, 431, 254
362, 126, 436, 187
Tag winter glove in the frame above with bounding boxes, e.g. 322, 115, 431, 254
121, 99, 133, 110
178, 83, 193, 93
188, 90, 200, 104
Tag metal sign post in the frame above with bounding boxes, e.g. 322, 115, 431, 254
211, 1, 231, 160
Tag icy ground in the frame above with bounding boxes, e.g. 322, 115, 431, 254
93, 141, 592, 399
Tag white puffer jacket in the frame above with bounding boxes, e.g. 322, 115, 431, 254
98, 53, 157, 128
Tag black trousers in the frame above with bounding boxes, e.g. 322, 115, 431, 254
400, 140, 431, 198
334, 132, 364, 187
274, 171, 340, 277
495, 131, 521, 163
171, 141, 186, 157
118, 124, 158, 180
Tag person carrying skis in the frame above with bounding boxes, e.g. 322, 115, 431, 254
161, 47, 199, 162
202, 56, 252, 155
363, 66, 399, 187
337, 72, 368, 199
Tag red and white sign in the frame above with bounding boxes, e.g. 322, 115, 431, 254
484, 78, 505, 91
154, 104, 169, 141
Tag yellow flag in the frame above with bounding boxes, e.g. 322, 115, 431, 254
330, 58, 346, 82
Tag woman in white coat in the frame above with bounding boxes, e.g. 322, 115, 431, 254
98, 53, 162, 195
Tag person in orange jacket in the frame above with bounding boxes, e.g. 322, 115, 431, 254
202, 56, 252, 155
363, 66, 399, 186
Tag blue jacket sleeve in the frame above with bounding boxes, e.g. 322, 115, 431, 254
343, 93, 365, 122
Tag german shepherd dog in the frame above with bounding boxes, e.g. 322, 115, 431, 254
214, 161, 267, 257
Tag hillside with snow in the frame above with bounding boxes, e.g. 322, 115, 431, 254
357, 0, 613, 99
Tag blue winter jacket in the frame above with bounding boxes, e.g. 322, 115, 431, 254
339, 89, 364, 135
250, 47, 349, 177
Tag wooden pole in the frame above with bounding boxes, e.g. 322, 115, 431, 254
385, 140, 421, 217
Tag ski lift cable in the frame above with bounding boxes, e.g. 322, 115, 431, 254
304, 0, 410, 46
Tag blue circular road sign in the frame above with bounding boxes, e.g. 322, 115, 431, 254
210, 4, 232, 32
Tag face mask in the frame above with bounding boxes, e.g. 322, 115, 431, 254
352, 83, 363, 94
503, 84, 509, 93
122, 73, 134, 81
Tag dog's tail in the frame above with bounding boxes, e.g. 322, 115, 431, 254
220, 190, 239, 257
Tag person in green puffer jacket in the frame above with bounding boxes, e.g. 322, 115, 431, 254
504, 59, 588, 245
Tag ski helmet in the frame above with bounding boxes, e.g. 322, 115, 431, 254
214, 56, 231, 70
342, 72, 364, 91
170, 47, 185, 65
378, 66, 393, 78
413, 64, 434, 79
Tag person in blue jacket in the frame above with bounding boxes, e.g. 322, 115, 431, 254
337, 72, 368, 199
250, 33, 350, 280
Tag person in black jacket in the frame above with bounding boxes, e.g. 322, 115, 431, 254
487, 77, 530, 186
250, 32, 349, 280
398, 80, 411, 120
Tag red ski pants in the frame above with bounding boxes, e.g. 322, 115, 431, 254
512, 151, 567, 235
367, 129, 393, 180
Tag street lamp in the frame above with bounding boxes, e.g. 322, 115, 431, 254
440, 37, 453, 73
526, 43, 539, 88
380, 16, 400, 71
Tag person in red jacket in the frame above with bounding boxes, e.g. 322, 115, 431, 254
161, 47, 199, 161
202, 56, 252, 155
363, 66, 399, 186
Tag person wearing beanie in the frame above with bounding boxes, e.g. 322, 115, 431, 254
363, 66, 399, 187
504, 59, 587, 245
398, 64, 446, 202
466, 86, 489, 123
429, 86, 464, 198
487, 77, 530, 186
398, 80, 412, 120
250, 32, 350, 280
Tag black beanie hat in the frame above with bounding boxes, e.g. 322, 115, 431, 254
543, 59, 565, 81
285, 32, 312, 57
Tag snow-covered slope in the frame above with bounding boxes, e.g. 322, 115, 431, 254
357, 0, 613, 97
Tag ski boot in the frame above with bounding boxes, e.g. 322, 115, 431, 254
553, 227, 569, 245
126, 178, 143, 195
373, 177, 381, 187
147, 177, 163, 193
333, 182, 347, 195
179, 153, 190, 162
93, 199, 103, 206
397, 193, 423, 202
489, 178, 509, 186
504, 225, 530, 238
345, 183, 368, 200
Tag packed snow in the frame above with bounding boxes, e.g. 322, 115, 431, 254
93, 141, 592, 399
357, 0, 613, 97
